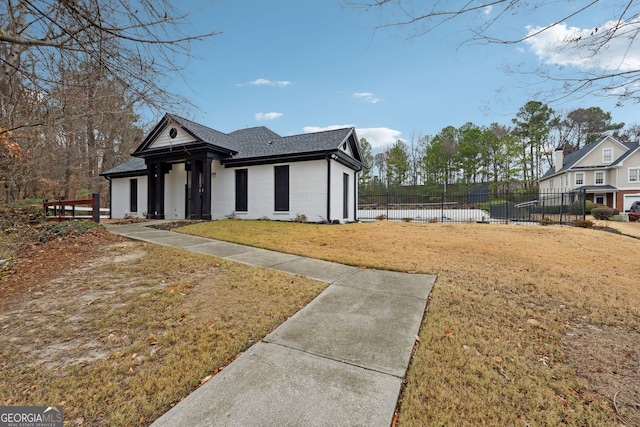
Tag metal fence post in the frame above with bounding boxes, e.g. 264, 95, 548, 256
506, 188, 510, 224
385, 192, 389, 221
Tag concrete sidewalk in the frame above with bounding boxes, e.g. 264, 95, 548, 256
106, 222, 436, 427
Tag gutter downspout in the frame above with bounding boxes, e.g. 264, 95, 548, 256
327, 157, 331, 222
106, 177, 112, 219
354, 171, 358, 221
615, 166, 619, 210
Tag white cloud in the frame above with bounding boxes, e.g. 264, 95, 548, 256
303, 125, 402, 149
356, 127, 403, 149
524, 20, 640, 71
238, 78, 292, 87
303, 124, 354, 133
483, 5, 493, 15
352, 92, 380, 104
255, 112, 283, 121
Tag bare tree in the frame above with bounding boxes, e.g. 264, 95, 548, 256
1, 0, 220, 132
351, 1, 640, 103
0, 1, 218, 201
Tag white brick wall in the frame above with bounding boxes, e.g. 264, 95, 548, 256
110, 175, 147, 218
110, 159, 359, 222
164, 163, 186, 219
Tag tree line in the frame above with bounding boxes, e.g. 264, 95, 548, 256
0, 0, 217, 203
359, 101, 638, 193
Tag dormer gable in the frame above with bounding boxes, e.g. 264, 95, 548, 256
571, 135, 629, 169
149, 120, 196, 149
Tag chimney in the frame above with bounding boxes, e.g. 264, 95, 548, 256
555, 146, 564, 172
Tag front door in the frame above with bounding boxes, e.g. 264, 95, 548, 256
185, 161, 203, 218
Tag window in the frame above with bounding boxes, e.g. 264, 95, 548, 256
549, 179, 554, 189
630, 167, 640, 183
603, 148, 613, 163
595, 195, 605, 205
235, 169, 248, 212
274, 165, 289, 211
343, 173, 349, 219
129, 179, 138, 212
595, 171, 604, 185
575, 172, 584, 186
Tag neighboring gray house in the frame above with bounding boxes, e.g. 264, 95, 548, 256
101, 113, 364, 222
539, 135, 640, 211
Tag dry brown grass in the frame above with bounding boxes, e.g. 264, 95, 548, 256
180, 220, 640, 426
0, 234, 326, 426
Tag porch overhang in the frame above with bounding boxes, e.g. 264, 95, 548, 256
576, 185, 617, 193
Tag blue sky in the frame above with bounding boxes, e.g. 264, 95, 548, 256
162, 1, 639, 150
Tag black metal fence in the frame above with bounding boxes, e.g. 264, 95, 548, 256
357, 188, 587, 224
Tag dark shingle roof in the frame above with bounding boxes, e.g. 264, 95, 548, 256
105, 113, 361, 177
169, 115, 237, 152
612, 142, 640, 165
100, 157, 147, 176
229, 127, 353, 160
540, 136, 632, 180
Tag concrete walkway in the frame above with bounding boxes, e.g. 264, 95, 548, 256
106, 222, 436, 427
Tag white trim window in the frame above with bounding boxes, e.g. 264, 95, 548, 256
630, 167, 640, 183
603, 148, 613, 163
595, 171, 605, 185
549, 179, 554, 189
575, 172, 585, 186
595, 194, 606, 205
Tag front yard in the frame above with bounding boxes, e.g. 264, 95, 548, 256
179, 220, 640, 426
1, 218, 638, 425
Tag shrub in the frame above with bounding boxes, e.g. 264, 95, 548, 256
569, 199, 595, 214
375, 214, 387, 221
629, 212, 639, 222
572, 219, 594, 228
0, 202, 44, 232
539, 217, 555, 226
584, 200, 595, 214
38, 220, 102, 243
591, 207, 619, 220
293, 213, 308, 223
428, 217, 438, 223
401, 217, 413, 223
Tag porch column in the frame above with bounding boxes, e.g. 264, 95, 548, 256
189, 159, 201, 220
147, 162, 166, 219
147, 163, 157, 219
201, 158, 212, 220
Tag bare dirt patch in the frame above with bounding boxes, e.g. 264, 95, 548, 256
0, 225, 327, 425
564, 324, 640, 426
0, 238, 147, 370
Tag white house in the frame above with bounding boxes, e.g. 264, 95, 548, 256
101, 113, 364, 223
538, 135, 640, 211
